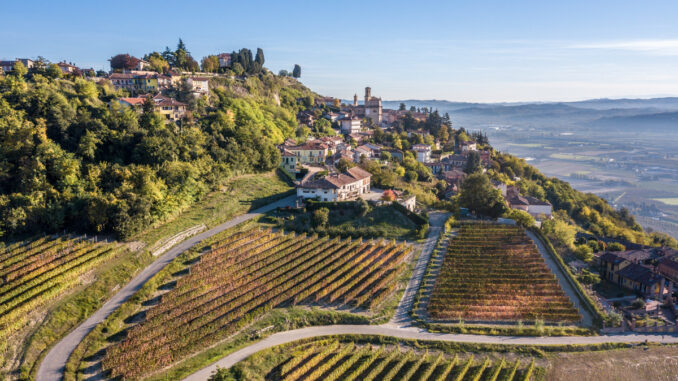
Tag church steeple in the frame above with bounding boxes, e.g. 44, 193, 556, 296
353, 93, 358, 106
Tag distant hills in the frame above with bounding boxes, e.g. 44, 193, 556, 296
382, 97, 678, 131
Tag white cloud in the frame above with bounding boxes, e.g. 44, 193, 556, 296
570, 39, 678, 56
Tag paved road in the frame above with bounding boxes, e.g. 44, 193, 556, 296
36, 195, 296, 381
526, 230, 595, 326
183, 324, 678, 381
386, 211, 449, 327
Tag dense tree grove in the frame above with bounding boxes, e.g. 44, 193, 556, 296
0, 66, 313, 239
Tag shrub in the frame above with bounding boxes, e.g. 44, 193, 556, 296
608, 242, 626, 251
573, 244, 594, 262
312, 207, 329, 228
631, 298, 645, 310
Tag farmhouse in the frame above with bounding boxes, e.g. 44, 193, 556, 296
297, 167, 371, 201
600, 249, 675, 299
505, 187, 552, 219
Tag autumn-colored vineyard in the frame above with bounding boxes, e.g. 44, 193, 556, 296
0, 236, 122, 345
102, 227, 411, 379
428, 224, 580, 323
238, 339, 536, 381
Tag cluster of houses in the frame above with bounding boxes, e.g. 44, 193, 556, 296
1, 58, 92, 76
1, 55, 218, 124
599, 247, 678, 303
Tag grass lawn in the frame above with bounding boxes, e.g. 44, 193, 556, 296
330, 206, 417, 237
134, 171, 293, 246
653, 198, 678, 206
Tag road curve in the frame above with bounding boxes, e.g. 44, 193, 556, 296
37, 195, 296, 381
183, 324, 678, 380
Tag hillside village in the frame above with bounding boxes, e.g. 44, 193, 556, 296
2, 41, 678, 381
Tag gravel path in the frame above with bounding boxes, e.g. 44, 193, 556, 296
36, 195, 296, 381
386, 211, 449, 327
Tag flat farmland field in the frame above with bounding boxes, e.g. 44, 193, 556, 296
427, 224, 580, 323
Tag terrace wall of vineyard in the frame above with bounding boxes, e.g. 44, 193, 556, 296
428, 224, 581, 323
99, 227, 412, 379
0, 235, 124, 368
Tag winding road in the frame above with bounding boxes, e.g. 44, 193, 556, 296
36, 195, 296, 381
36, 204, 678, 381
182, 324, 678, 381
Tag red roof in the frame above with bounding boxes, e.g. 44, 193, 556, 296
119, 97, 146, 106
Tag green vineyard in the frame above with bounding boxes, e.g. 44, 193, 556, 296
428, 224, 580, 322
228, 339, 538, 381
102, 227, 412, 379
0, 235, 122, 348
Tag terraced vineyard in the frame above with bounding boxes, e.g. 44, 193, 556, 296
228, 339, 538, 381
428, 224, 580, 322
0, 236, 122, 351
102, 227, 412, 379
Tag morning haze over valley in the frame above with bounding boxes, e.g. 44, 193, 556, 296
1, 1, 678, 381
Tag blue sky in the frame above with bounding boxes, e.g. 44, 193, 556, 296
2, 0, 678, 102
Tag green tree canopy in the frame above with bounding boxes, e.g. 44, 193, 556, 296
458, 173, 507, 218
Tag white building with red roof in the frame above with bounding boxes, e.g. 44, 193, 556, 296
297, 167, 372, 201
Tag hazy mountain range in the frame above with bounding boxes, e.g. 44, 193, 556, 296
382, 97, 678, 132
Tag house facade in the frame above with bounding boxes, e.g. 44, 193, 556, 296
412, 144, 432, 163
118, 94, 187, 122
600, 249, 675, 299
297, 167, 372, 201
187, 76, 210, 96
217, 53, 232, 68
1, 58, 35, 73
505, 187, 552, 219
340, 115, 362, 134
460, 140, 477, 152
110, 73, 159, 93
425, 154, 468, 174
280, 149, 298, 173
284, 141, 329, 165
